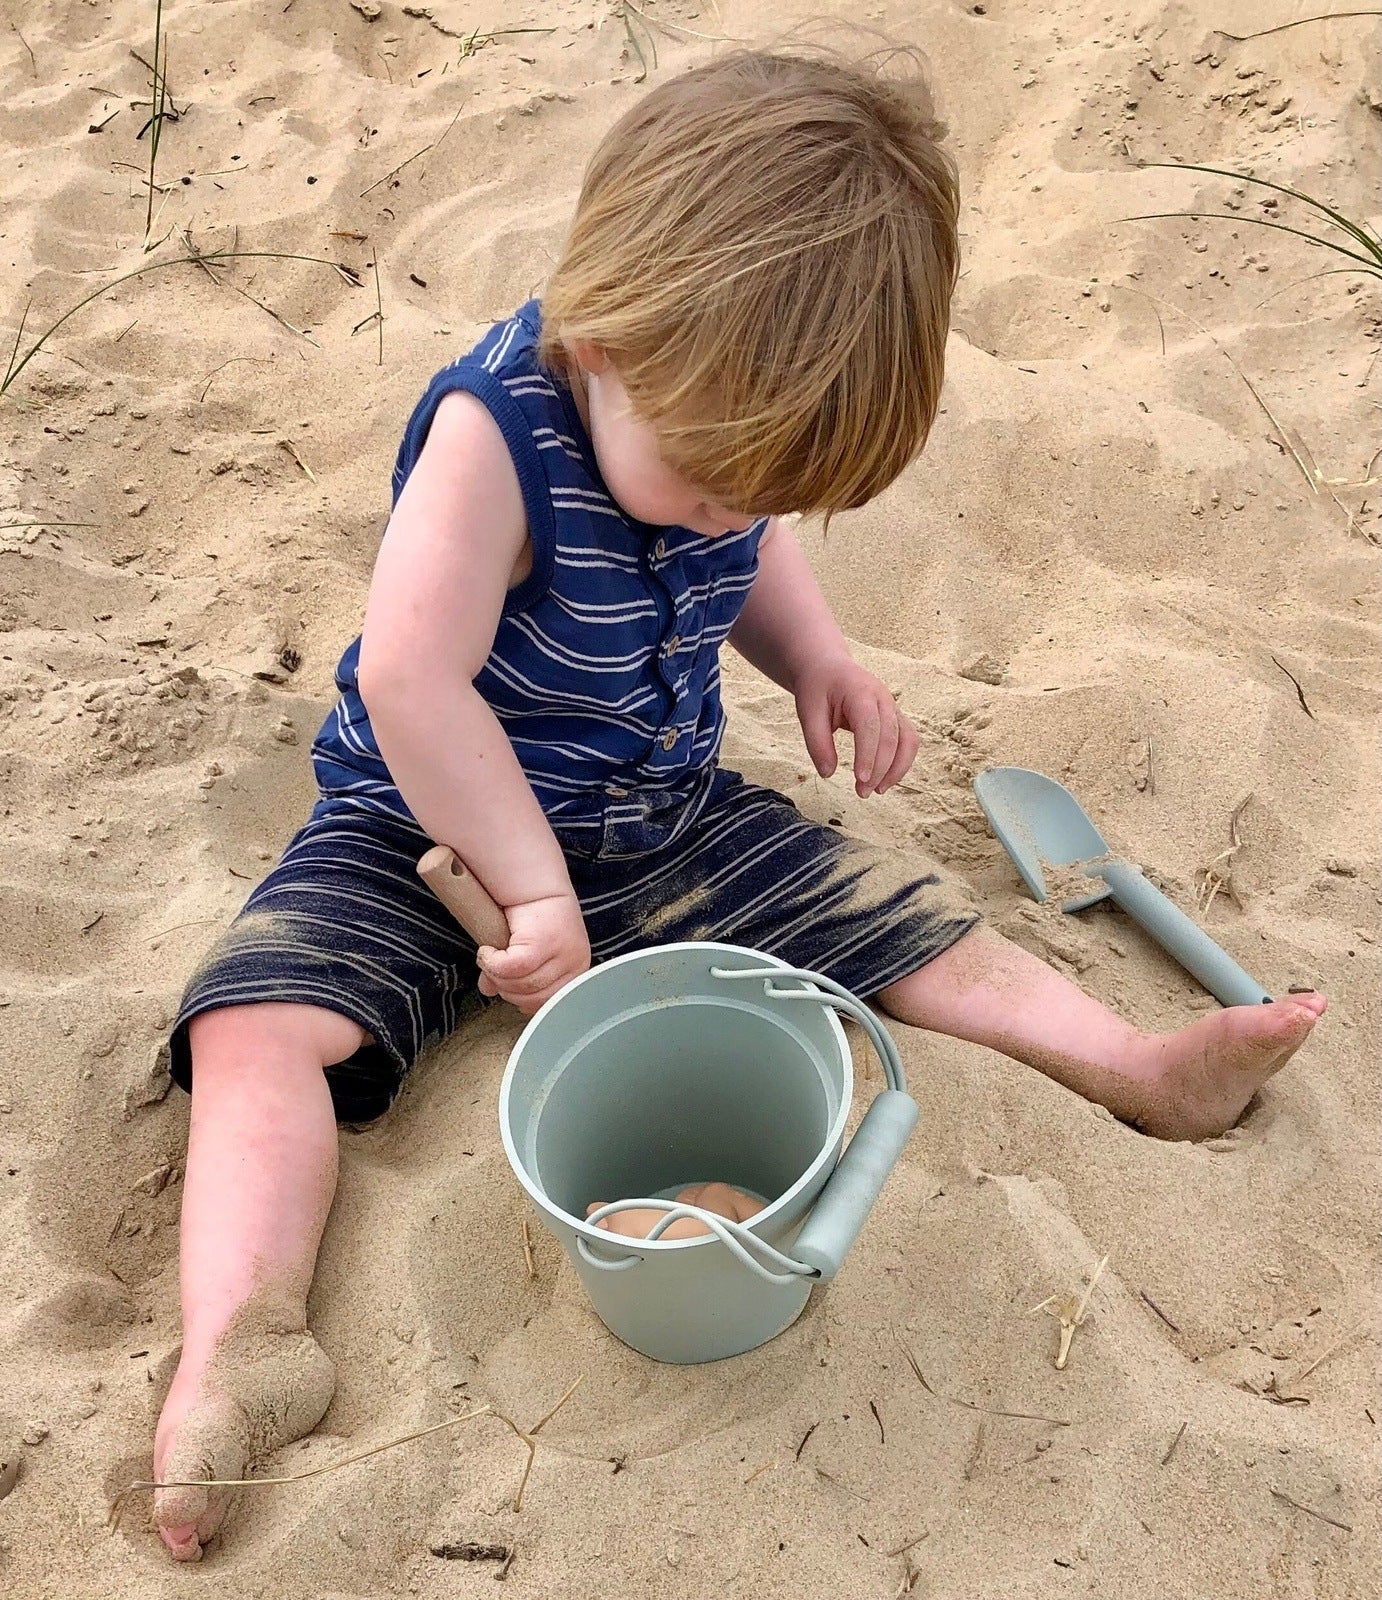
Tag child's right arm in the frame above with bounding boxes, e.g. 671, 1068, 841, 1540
356, 392, 590, 1013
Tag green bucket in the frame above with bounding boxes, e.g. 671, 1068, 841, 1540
498, 942, 918, 1364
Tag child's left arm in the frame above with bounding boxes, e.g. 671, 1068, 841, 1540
727, 519, 918, 799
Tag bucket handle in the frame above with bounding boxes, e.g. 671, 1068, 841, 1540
578, 1200, 819, 1284
709, 966, 908, 1094
574, 966, 918, 1286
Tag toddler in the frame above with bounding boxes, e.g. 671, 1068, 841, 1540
148, 46, 1323, 1559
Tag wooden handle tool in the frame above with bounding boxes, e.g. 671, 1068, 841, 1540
417, 845, 511, 950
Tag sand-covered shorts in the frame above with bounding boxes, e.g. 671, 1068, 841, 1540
169, 769, 978, 1123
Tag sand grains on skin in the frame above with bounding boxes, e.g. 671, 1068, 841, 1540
0, 0, 1377, 1595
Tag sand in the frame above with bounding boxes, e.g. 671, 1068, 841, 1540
1, 1, 1379, 1595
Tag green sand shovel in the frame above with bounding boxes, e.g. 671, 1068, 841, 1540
972, 766, 1272, 1007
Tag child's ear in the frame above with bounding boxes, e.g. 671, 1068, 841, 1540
568, 337, 610, 375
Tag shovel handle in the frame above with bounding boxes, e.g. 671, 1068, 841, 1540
417, 845, 510, 951
1095, 858, 1271, 1007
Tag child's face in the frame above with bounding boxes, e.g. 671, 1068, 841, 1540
572, 347, 759, 540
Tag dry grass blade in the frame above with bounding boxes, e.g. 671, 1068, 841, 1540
1216, 10, 1381, 42
414, 19, 554, 52
620, 3, 654, 83
199, 354, 271, 403
1, 248, 345, 397
3, 298, 31, 392
359, 98, 468, 198
372, 254, 384, 366
143, 1, 168, 245
109, 1374, 585, 1528
183, 230, 321, 344
1125, 162, 1381, 276
1, 519, 99, 531
621, 0, 733, 41
1117, 284, 1323, 494
885, 1530, 930, 1559
1160, 1420, 1188, 1466
1269, 1487, 1353, 1532
895, 1330, 1071, 1425
108, 1404, 492, 1528
489, 1375, 584, 1512
893, 1555, 922, 1597
1288, 1323, 1366, 1385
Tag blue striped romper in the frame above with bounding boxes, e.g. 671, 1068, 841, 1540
170, 301, 976, 1122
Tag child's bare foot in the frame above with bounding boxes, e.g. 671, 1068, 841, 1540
882, 927, 1326, 1141
1133, 993, 1326, 1141
152, 1289, 335, 1561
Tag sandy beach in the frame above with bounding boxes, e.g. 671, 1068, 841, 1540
1, 1, 1378, 1595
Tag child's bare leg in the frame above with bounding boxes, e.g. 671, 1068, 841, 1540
152, 1002, 362, 1560
878, 925, 1324, 1140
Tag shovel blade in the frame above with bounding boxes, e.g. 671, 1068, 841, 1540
972, 767, 1114, 912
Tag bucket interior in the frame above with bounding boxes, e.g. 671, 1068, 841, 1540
528, 999, 836, 1222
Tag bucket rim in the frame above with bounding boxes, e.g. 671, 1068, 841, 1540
497, 941, 854, 1255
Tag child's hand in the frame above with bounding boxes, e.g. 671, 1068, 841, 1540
476, 892, 591, 1014
794, 658, 919, 799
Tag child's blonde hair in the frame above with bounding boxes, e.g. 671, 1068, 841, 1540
540, 44, 960, 518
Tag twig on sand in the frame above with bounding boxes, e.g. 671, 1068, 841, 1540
521, 1218, 537, 1280
1160, 1420, 1188, 1466
278, 438, 316, 482
1032, 1261, 1108, 1369
1052, 1254, 1108, 1370
373, 255, 384, 366
12, 23, 36, 72
1269, 654, 1315, 720
885, 1529, 930, 1559
1269, 1487, 1353, 1532
430, 1539, 511, 1561
109, 1375, 584, 1527
1196, 793, 1253, 915
1139, 1289, 1180, 1333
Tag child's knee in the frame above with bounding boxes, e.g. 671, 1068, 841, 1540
188, 1002, 366, 1075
